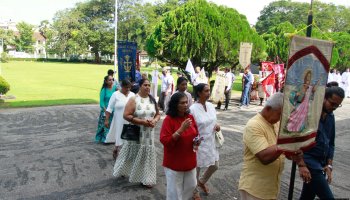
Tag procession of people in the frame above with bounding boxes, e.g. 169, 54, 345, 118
93, 61, 346, 200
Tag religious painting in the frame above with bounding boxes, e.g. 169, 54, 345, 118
278, 36, 334, 153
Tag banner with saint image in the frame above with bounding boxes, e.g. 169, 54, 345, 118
278, 36, 333, 153
117, 41, 137, 82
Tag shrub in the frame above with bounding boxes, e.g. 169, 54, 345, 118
0, 52, 9, 63
0, 76, 10, 95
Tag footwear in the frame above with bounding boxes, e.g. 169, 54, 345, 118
215, 107, 221, 110
193, 192, 201, 200
112, 146, 119, 160
223, 108, 228, 111
197, 181, 209, 195
141, 183, 153, 188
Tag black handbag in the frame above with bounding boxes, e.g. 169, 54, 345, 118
121, 124, 141, 141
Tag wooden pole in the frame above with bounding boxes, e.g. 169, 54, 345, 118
288, 1, 313, 200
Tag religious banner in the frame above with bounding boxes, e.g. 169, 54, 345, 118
117, 41, 137, 82
196, 67, 208, 84
260, 71, 275, 98
278, 36, 333, 153
210, 71, 225, 103
239, 42, 253, 69
273, 63, 285, 92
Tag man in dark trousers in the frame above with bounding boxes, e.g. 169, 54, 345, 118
297, 86, 344, 199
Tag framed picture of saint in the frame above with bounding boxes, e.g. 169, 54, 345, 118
278, 36, 334, 153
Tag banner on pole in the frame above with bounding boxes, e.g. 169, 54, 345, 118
210, 71, 225, 103
117, 41, 137, 82
239, 42, 253, 69
278, 36, 333, 153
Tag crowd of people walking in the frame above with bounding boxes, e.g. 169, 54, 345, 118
93, 67, 345, 200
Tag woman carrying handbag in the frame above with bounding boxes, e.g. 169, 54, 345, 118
113, 79, 160, 188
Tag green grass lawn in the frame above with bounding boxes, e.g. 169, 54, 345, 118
0, 61, 112, 108
0, 61, 242, 108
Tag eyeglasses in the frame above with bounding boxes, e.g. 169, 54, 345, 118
327, 99, 342, 108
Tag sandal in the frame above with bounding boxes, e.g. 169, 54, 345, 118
193, 192, 201, 200
140, 183, 153, 189
197, 181, 209, 195
112, 146, 119, 160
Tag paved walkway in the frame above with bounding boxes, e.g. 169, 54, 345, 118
1, 96, 350, 200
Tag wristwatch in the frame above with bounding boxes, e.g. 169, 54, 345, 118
327, 164, 333, 171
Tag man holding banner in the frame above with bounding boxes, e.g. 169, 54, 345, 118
297, 86, 344, 200
238, 93, 302, 200
239, 68, 254, 108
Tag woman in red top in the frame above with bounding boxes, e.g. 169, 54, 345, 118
160, 92, 200, 200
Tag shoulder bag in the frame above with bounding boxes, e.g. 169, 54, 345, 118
121, 124, 140, 141
215, 130, 224, 148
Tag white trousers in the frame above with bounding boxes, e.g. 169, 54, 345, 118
164, 167, 197, 200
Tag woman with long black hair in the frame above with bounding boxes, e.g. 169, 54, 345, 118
95, 75, 117, 143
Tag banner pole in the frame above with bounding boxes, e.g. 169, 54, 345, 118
114, 0, 118, 80
288, 1, 313, 200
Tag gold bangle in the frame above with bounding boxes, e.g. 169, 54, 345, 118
174, 131, 180, 137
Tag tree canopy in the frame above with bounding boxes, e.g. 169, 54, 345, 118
146, 0, 266, 74
15, 22, 35, 53
256, 0, 350, 34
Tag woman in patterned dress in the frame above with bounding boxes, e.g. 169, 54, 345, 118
95, 75, 117, 143
190, 83, 221, 199
113, 79, 160, 187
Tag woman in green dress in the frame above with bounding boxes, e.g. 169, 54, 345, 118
95, 75, 117, 143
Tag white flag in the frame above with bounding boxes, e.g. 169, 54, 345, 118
185, 59, 195, 82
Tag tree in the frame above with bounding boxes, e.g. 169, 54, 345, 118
77, 0, 115, 62
51, 8, 88, 56
255, 0, 350, 34
15, 22, 35, 52
38, 20, 54, 55
0, 29, 15, 52
146, 0, 266, 75
329, 32, 350, 71
261, 22, 296, 62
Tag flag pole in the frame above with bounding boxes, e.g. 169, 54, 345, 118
114, 0, 118, 80
288, 1, 313, 199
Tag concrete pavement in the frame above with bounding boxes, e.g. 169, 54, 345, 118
1, 96, 349, 200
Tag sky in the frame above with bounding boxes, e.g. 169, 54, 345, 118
0, 0, 349, 26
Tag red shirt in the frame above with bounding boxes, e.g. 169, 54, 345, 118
160, 114, 198, 171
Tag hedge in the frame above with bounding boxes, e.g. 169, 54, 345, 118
0, 75, 10, 95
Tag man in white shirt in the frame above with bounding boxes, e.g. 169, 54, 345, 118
159, 69, 174, 110
327, 69, 335, 83
216, 68, 235, 110
341, 68, 350, 98
192, 66, 201, 101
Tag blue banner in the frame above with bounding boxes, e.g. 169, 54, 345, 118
117, 41, 137, 82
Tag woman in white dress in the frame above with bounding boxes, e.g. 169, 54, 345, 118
104, 79, 135, 159
190, 83, 221, 199
113, 79, 160, 187
164, 77, 193, 113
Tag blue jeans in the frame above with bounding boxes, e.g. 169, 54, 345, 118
241, 85, 251, 106
299, 168, 334, 200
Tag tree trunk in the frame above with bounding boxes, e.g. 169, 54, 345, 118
94, 52, 101, 64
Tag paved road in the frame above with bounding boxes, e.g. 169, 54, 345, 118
1, 97, 350, 200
